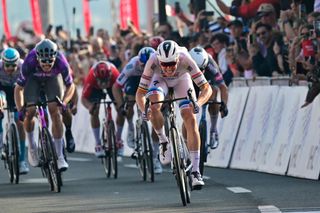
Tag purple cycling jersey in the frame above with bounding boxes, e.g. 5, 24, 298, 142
16, 49, 73, 87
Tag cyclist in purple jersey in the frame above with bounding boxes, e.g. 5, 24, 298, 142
14, 39, 75, 172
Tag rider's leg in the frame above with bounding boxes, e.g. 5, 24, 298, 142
24, 107, 38, 167
208, 86, 219, 149
62, 109, 76, 153
125, 95, 135, 148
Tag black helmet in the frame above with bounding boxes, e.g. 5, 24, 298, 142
35, 39, 58, 60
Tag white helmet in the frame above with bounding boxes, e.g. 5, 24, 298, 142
189, 47, 209, 70
157, 40, 179, 63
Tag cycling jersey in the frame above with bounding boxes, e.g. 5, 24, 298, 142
139, 51, 207, 92
116, 56, 144, 87
82, 62, 119, 99
0, 59, 23, 108
203, 55, 224, 86
16, 49, 73, 87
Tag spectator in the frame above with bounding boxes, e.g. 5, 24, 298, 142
248, 23, 279, 76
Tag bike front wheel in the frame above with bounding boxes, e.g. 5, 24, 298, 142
102, 121, 118, 179
199, 120, 207, 176
170, 127, 188, 206
42, 128, 62, 192
141, 121, 154, 182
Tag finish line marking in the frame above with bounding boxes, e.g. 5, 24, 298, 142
226, 187, 252, 193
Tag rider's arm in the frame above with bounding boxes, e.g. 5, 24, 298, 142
62, 83, 75, 105
14, 84, 24, 111
219, 83, 228, 105
198, 83, 212, 106
136, 87, 148, 113
112, 83, 124, 109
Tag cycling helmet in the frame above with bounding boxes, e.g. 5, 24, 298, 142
1, 48, 20, 64
35, 39, 58, 60
189, 47, 209, 70
93, 61, 112, 79
149, 36, 164, 49
138, 47, 155, 64
157, 40, 179, 63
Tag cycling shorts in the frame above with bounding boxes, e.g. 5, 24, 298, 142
147, 73, 196, 110
24, 75, 64, 104
124, 76, 140, 96
88, 88, 114, 103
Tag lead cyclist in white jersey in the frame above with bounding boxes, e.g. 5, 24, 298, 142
136, 40, 212, 188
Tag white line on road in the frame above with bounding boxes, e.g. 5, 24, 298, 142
67, 157, 92, 162
226, 187, 252, 193
258, 205, 281, 213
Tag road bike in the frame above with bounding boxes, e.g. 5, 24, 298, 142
145, 88, 194, 206
1, 105, 20, 184
198, 100, 221, 176
26, 92, 63, 193
126, 99, 154, 182
98, 97, 118, 179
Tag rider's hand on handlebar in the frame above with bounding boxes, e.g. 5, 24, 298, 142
192, 100, 200, 114
219, 101, 228, 118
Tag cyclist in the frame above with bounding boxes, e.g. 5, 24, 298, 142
81, 61, 125, 157
14, 39, 75, 172
112, 46, 163, 174
136, 40, 212, 188
189, 47, 228, 149
0, 48, 29, 174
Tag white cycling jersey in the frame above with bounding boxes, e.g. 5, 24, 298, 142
139, 50, 207, 91
116, 56, 144, 87
0, 59, 23, 87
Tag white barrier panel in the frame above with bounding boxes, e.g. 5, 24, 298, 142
230, 86, 279, 170
206, 87, 249, 168
246, 77, 271, 86
287, 89, 320, 179
256, 86, 307, 175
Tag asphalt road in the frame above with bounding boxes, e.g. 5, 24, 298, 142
0, 152, 320, 213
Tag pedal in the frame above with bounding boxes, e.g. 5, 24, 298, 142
131, 152, 137, 159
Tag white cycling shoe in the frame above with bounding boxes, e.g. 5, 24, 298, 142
57, 157, 69, 171
191, 171, 205, 190
95, 145, 106, 158
28, 147, 39, 167
159, 142, 172, 165
19, 161, 29, 174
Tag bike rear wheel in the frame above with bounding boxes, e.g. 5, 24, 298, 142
141, 121, 154, 182
199, 120, 207, 176
170, 127, 188, 206
42, 128, 62, 192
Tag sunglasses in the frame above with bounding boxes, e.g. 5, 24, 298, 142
256, 31, 267, 37
39, 58, 54, 64
160, 61, 177, 67
4, 63, 17, 68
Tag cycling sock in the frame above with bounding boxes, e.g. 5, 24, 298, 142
210, 113, 219, 133
190, 150, 200, 173
19, 141, 26, 161
27, 132, 36, 149
154, 127, 167, 143
153, 141, 160, 158
116, 125, 123, 141
92, 127, 101, 146
127, 118, 134, 131
54, 138, 64, 158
